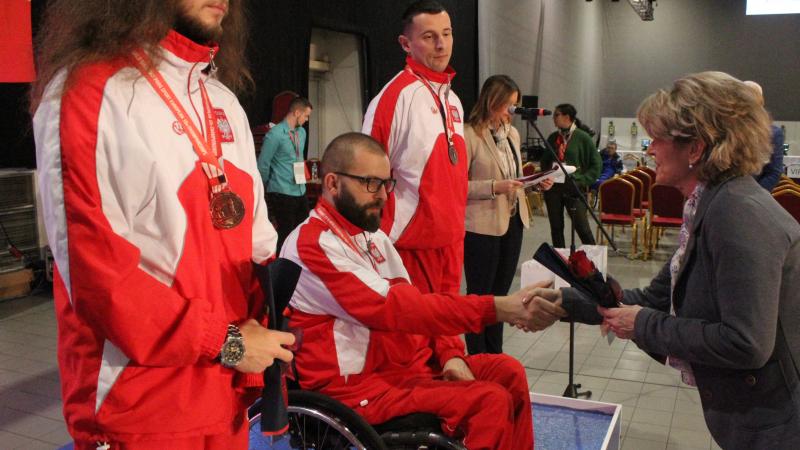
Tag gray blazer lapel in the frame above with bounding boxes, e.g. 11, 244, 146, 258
673, 181, 727, 288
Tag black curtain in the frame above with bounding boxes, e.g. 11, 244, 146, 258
1, 0, 478, 169
242, 0, 479, 130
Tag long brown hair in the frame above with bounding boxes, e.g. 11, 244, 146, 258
468, 75, 520, 133
30, 0, 252, 112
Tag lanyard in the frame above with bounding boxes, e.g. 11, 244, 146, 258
288, 129, 301, 159
556, 131, 573, 162
405, 66, 455, 150
315, 204, 378, 271
130, 48, 228, 194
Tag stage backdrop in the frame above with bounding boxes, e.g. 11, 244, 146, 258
242, 0, 479, 132
0, 0, 478, 169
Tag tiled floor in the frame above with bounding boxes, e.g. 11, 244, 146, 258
0, 211, 721, 449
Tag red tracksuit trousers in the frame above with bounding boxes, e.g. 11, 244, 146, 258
356, 352, 534, 449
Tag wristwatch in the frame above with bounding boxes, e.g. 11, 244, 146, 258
219, 324, 245, 368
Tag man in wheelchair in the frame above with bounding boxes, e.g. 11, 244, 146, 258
280, 132, 567, 449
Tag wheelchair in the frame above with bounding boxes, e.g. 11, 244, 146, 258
249, 258, 467, 450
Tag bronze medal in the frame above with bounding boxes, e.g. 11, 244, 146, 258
448, 145, 458, 165
210, 190, 245, 229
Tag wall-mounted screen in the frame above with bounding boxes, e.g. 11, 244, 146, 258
746, 0, 800, 15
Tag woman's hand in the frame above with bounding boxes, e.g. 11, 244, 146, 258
597, 305, 642, 340
538, 178, 554, 191
493, 179, 524, 196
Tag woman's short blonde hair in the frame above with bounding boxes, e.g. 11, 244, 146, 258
637, 71, 772, 184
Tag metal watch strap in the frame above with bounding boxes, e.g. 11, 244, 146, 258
219, 323, 245, 368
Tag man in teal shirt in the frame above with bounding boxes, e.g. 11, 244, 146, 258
258, 96, 313, 251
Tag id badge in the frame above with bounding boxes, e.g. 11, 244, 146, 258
293, 161, 307, 184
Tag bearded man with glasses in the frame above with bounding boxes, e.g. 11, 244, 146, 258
280, 132, 568, 449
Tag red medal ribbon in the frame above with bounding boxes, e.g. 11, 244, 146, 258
405, 66, 456, 149
314, 204, 378, 271
130, 48, 228, 194
288, 129, 301, 159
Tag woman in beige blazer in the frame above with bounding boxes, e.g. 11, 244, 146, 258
463, 75, 552, 354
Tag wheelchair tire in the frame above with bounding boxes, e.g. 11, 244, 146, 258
285, 390, 388, 450
289, 391, 386, 450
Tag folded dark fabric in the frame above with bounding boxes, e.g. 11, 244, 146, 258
532, 243, 621, 308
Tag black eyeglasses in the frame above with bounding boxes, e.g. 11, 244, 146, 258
334, 172, 397, 193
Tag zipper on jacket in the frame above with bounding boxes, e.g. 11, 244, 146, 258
208, 48, 218, 74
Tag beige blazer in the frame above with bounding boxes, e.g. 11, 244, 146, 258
464, 123, 530, 236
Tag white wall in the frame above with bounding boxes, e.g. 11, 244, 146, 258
308, 29, 364, 159
479, 0, 606, 139
601, 0, 800, 121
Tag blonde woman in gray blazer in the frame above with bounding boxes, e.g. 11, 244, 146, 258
463, 75, 553, 354
547, 72, 800, 449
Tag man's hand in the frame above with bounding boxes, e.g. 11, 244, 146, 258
442, 357, 475, 381
235, 319, 296, 373
495, 282, 567, 332
597, 305, 642, 340
493, 179, 524, 196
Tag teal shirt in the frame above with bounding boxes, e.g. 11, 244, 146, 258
257, 121, 307, 196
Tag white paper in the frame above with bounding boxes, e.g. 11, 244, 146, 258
516, 168, 558, 188
293, 161, 307, 184
552, 165, 577, 184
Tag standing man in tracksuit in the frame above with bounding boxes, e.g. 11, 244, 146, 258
362, 0, 465, 298
362, 0, 471, 390
31, 0, 295, 448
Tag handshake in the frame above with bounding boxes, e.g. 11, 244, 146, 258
494, 281, 567, 332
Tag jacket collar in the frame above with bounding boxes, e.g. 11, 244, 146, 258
479, 126, 508, 173
405, 55, 456, 85
160, 30, 219, 64
673, 176, 735, 290
317, 198, 364, 236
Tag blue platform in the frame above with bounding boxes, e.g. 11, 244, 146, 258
62, 393, 621, 450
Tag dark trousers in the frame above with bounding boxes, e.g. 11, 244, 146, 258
463, 213, 524, 355
266, 191, 310, 253
543, 182, 596, 248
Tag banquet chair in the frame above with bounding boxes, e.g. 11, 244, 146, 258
773, 189, 800, 225
647, 184, 685, 256
597, 176, 639, 257
773, 184, 800, 196
252, 90, 299, 155
628, 169, 653, 210
620, 173, 648, 225
638, 166, 656, 181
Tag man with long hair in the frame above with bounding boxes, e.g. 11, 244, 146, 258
31, 1, 295, 448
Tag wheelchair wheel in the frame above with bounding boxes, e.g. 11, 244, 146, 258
249, 391, 388, 450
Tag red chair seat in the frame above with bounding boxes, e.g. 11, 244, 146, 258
600, 213, 636, 225
651, 216, 682, 227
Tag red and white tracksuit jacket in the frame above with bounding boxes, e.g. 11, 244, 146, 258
283, 200, 495, 398
32, 31, 276, 444
283, 200, 534, 449
362, 56, 468, 251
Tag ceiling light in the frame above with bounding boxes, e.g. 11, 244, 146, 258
627, 0, 655, 21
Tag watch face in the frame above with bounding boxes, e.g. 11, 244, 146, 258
221, 339, 245, 367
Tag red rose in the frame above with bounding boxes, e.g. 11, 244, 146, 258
569, 250, 596, 278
